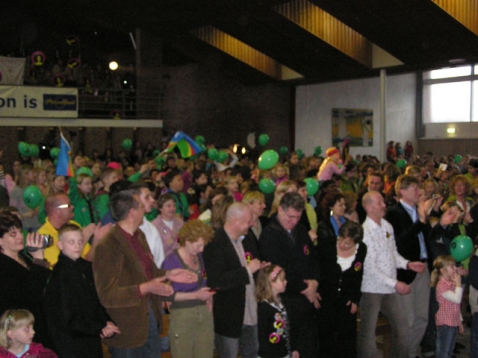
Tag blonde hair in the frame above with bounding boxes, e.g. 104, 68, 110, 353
242, 191, 265, 205
430, 255, 456, 287
422, 178, 439, 196
255, 265, 285, 304
76, 174, 93, 198
0, 309, 35, 348
16, 164, 33, 188
269, 180, 297, 217
449, 174, 471, 196
271, 163, 289, 180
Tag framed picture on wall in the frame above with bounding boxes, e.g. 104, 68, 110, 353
332, 108, 373, 147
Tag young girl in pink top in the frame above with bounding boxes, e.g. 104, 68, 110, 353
0, 309, 56, 358
431, 255, 464, 358
317, 147, 345, 182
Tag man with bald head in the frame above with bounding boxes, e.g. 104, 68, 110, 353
358, 191, 425, 358
39, 192, 110, 266
203, 202, 268, 358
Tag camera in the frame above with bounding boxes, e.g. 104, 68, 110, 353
26, 234, 54, 252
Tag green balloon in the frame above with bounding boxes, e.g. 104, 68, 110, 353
50, 147, 60, 159
296, 149, 304, 159
122, 138, 132, 150
217, 150, 229, 163
279, 146, 288, 155
195, 135, 206, 145
76, 166, 93, 177
258, 134, 269, 146
208, 148, 218, 161
304, 178, 319, 196
396, 158, 407, 169
454, 154, 463, 164
18, 141, 30, 156
153, 149, 161, 157
23, 185, 43, 209
200, 144, 207, 153
155, 157, 165, 167
259, 178, 276, 194
314, 146, 322, 156
450, 235, 473, 262
258, 150, 279, 170
30, 144, 39, 157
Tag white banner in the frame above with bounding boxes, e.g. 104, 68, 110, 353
0, 86, 78, 118
0, 57, 26, 85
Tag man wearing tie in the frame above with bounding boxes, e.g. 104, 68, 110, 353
385, 175, 439, 358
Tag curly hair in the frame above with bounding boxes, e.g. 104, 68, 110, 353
177, 219, 213, 246
449, 174, 471, 196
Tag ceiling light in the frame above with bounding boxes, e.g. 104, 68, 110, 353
109, 61, 119, 71
447, 127, 456, 134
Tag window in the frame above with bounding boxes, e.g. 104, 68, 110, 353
423, 64, 478, 123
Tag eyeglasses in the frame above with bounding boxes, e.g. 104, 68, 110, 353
283, 211, 301, 220
56, 203, 73, 209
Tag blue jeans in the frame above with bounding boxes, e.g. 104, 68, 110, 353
215, 325, 258, 358
436, 325, 458, 358
109, 305, 162, 358
471, 313, 478, 358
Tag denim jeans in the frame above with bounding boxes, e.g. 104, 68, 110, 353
109, 305, 162, 358
436, 325, 458, 358
215, 325, 258, 358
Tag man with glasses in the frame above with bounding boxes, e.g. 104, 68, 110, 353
259, 192, 321, 357
39, 192, 111, 267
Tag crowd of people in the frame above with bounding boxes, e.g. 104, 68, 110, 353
1, 140, 478, 358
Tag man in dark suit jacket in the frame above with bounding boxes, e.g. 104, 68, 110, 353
203, 203, 267, 358
385, 175, 437, 358
259, 192, 321, 357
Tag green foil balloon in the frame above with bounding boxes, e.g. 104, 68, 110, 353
304, 178, 319, 196
23, 185, 43, 209
258, 150, 279, 170
208, 148, 218, 161
122, 138, 132, 150
258, 134, 269, 146
259, 178, 275, 194
450, 235, 473, 262
217, 151, 229, 163
195, 135, 206, 145
396, 158, 407, 169
279, 146, 288, 155
50, 147, 60, 159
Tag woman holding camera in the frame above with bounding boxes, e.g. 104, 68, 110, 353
0, 211, 51, 347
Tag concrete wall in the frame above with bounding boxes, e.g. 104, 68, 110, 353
295, 73, 416, 160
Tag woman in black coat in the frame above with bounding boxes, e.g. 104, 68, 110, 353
0, 211, 51, 348
317, 221, 367, 358
317, 191, 348, 244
